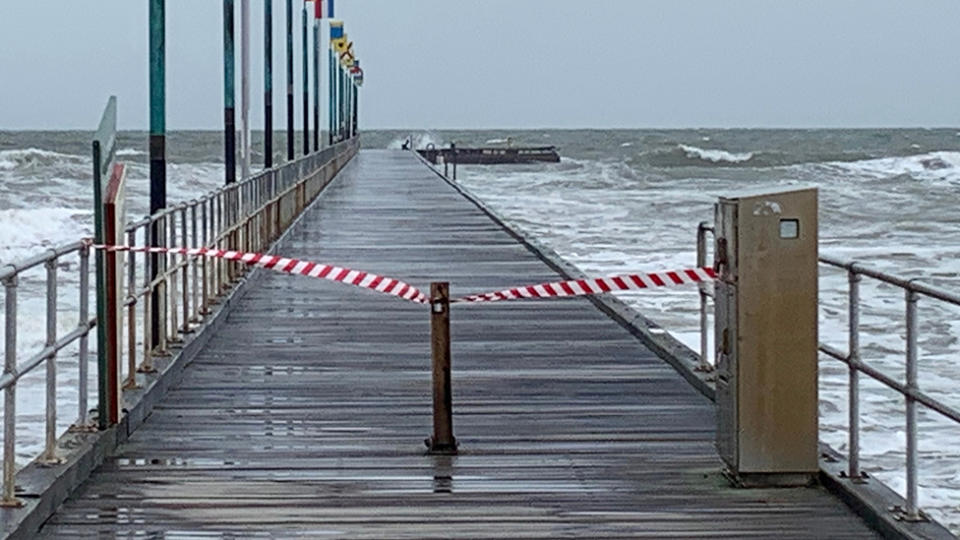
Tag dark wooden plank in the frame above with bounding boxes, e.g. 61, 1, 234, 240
38, 150, 878, 538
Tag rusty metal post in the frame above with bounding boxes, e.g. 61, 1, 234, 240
427, 282, 457, 454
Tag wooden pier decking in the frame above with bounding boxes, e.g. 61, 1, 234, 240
39, 150, 878, 538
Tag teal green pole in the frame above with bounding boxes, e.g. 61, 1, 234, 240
224, 0, 236, 185
301, 2, 309, 155
337, 62, 347, 141
264, 0, 273, 168
352, 80, 358, 137
286, 0, 294, 159
328, 47, 334, 144
148, 0, 166, 373
313, 20, 319, 150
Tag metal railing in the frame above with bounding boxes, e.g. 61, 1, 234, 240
1, 242, 94, 506
817, 256, 960, 521
0, 138, 357, 506
695, 221, 960, 522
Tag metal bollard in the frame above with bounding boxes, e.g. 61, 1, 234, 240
426, 282, 457, 454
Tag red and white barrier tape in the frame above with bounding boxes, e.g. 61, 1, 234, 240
451, 267, 717, 304
90, 243, 716, 306
91, 244, 429, 304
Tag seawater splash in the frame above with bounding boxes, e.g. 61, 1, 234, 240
0, 148, 87, 171
386, 132, 442, 150
816, 151, 960, 185
678, 143, 754, 164
0, 208, 92, 265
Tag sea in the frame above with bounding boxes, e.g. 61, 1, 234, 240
1, 128, 958, 530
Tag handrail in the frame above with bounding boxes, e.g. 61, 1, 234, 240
2, 241, 91, 505
695, 222, 960, 523
0, 138, 358, 506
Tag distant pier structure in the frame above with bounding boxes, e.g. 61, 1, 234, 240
417, 143, 561, 165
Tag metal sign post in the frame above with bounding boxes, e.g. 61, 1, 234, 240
92, 97, 118, 429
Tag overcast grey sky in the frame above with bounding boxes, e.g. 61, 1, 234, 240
1, 1, 959, 129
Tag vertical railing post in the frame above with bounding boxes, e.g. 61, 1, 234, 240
76, 244, 90, 428
180, 205, 190, 333
167, 213, 180, 343
41, 258, 60, 463
141, 223, 156, 374
2, 276, 20, 506
903, 288, 920, 520
847, 269, 862, 481
190, 202, 199, 322
427, 282, 457, 454
124, 229, 138, 389
696, 222, 710, 371
201, 198, 210, 314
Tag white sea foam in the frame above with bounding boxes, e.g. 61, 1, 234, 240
0, 148, 87, 169
116, 147, 147, 157
820, 151, 960, 184
678, 144, 753, 163
0, 208, 93, 265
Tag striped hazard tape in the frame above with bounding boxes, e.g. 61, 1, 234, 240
451, 268, 717, 304
91, 243, 716, 306
91, 244, 429, 304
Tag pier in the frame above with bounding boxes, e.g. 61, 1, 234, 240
11, 150, 882, 537
2, 3, 958, 539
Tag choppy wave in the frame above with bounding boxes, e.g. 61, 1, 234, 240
0, 208, 92, 265
679, 144, 753, 163
633, 143, 892, 169
816, 151, 960, 184
0, 148, 88, 171
636, 144, 764, 168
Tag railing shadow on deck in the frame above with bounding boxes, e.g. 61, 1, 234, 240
0, 137, 359, 539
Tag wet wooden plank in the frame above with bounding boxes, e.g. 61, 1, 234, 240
39, 150, 877, 538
